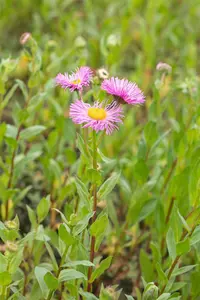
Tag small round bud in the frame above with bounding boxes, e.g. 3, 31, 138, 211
6, 241, 18, 253
20, 32, 32, 45
5, 215, 19, 230
156, 62, 172, 73
97, 68, 109, 80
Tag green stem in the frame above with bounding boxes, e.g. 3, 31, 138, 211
87, 131, 98, 292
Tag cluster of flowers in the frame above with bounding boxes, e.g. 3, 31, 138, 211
55, 67, 145, 134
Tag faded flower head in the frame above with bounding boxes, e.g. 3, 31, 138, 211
55, 66, 93, 92
101, 77, 145, 105
69, 100, 123, 135
156, 62, 172, 72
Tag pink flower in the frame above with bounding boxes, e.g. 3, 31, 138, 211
69, 100, 124, 135
101, 77, 145, 105
55, 66, 93, 92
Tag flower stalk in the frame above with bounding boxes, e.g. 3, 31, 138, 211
87, 130, 98, 292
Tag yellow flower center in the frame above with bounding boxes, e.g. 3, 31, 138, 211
72, 79, 81, 84
88, 107, 107, 120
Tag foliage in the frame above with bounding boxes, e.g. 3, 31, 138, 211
0, 0, 200, 299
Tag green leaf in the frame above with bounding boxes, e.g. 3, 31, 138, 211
134, 160, 149, 183
49, 159, 62, 179
73, 212, 94, 236
6, 124, 18, 139
14, 185, 32, 205
34, 266, 49, 298
172, 265, 197, 277
79, 290, 99, 300
97, 172, 120, 200
170, 282, 187, 293
44, 272, 59, 290
75, 177, 89, 203
87, 168, 102, 185
0, 123, 6, 145
144, 121, 158, 147
58, 224, 75, 246
139, 249, 154, 282
90, 256, 112, 283
190, 226, 200, 245
90, 214, 108, 238
45, 242, 58, 272
63, 260, 94, 268
37, 196, 50, 223
8, 248, 24, 273
177, 210, 190, 232
138, 198, 157, 221
15, 79, 28, 99
166, 228, 177, 260
52, 208, 68, 224
176, 238, 190, 256
77, 133, 91, 160
125, 296, 135, 300
156, 294, 171, 300
156, 262, 168, 284
0, 271, 11, 286
0, 84, 18, 110
0, 253, 7, 272
151, 242, 161, 264
58, 269, 86, 282
20, 125, 46, 140
27, 205, 37, 228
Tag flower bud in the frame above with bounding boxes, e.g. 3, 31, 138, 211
20, 32, 32, 45
156, 62, 172, 73
143, 283, 158, 300
97, 68, 109, 80
100, 286, 121, 300
5, 215, 19, 230
74, 36, 86, 48
6, 241, 18, 253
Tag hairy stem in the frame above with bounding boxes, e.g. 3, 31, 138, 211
87, 130, 98, 292
5, 125, 22, 220
5, 92, 32, 220
161, 197, 176, 253
161, 158, 177, 194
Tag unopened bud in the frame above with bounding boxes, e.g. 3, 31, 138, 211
97, 68, 109, 80
20, 32, 32, 45
5, 215, 19, 230
156, 62, 172, 73
6, 241, 18, 253
143, 282, 158, 300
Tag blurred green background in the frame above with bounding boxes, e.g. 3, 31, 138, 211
1, 0, 200, 299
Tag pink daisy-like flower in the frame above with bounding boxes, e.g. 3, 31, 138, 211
69, 100, 124, 135
55, 66, 93, 92
101, 77, 145, 105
